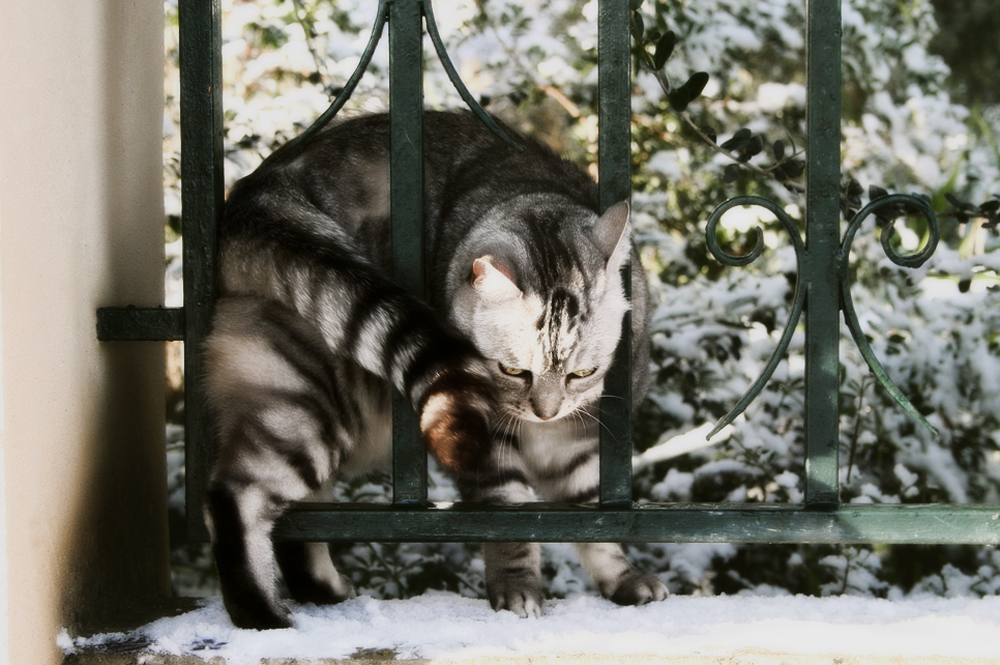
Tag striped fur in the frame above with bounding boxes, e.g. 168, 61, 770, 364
203, 111, 665, 629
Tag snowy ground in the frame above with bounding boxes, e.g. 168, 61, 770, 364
61, 592, 1000, 663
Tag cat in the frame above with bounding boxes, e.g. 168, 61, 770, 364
202, 110, 667, 629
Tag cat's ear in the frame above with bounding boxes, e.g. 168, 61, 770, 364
472, 256, 521, 299
593, 200, 631, 272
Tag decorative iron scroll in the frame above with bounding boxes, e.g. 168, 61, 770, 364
705, 196, 806, 439
287, 0, 522, 152
705, 192, 941, 439
839, 194, 941, 436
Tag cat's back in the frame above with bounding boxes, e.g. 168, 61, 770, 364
217, 111, 602, 292
225, 111, 596, 219
218, 112, 489, 252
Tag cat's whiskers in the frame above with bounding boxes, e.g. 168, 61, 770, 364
489, 412, 508, 481
500, 414, 517, 484
491, 410, 520, 485
569, 408, 590, 439
575, 403, 616, 439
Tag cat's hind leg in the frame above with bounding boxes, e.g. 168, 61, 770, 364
205, 479, 297, 629
204, 400, 340, 629
203, 296, 353, 629
275, 541, 355, 606
274, 483, 355, 606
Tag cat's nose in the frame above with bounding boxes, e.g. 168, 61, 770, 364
530, 397, 562, 421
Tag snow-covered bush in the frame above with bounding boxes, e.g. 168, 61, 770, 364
164, 0, 1000, 601
628, 0, 1000, 596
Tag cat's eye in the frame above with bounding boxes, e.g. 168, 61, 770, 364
569, 368, 597, 379
498, 363, 529, 377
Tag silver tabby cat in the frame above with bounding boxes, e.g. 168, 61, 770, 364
203, 111, 667, 629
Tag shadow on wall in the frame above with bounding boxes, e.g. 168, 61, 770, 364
58, 0, 170, 636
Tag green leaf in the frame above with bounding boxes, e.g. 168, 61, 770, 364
668, 87, 690, 112
723, 164, 740, 183
667, 72, 710, 113
653, 31, 677, 70
773, 139, 785, 161
633, 12, 645, 40
684, 71, 710, 100
782, 159, 805, 179
721, 128, 752, 151
869, 185, 889, 201
630, 0, 645, 10
945, 192, 971, 209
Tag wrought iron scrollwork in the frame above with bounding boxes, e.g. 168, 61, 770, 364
838, 193, 941, 436
705, 196, 806, 438
422, 0, 522, 151
288, 0, 390, 149
288, 0, 520, 151
705, 192, 941, 439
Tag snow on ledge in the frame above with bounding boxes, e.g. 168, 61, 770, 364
61, 593, 1000, 664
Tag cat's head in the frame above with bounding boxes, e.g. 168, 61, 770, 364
450, 200, 631, 423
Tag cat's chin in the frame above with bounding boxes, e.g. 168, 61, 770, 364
510, 408, 576, 425
525, 415, 562, 424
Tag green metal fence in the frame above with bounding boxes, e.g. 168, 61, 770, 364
97, 0, 1000, 547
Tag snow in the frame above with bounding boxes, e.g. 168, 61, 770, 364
756, 82, 806, 113
633, 422, 732, 472
61, 592, 1000, 663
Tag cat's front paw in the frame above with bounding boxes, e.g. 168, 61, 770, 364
607, 572, 669, 606
488, 580, 544, 618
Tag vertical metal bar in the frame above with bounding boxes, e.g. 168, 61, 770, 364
598, 0, 633, 507
389, 0, 428, 505
179, 0, 225, 540
803, 0, 842, 508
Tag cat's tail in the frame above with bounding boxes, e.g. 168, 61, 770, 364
216, 215, 496, 473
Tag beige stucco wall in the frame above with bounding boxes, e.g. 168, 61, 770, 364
0, 0, 170, 663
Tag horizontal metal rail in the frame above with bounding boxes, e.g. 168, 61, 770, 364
274, 503, 1000, 545
97, 307, 184, 341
